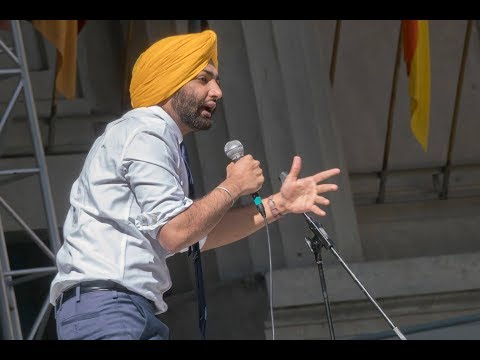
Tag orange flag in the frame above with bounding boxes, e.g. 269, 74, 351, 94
401, 20, 431, 151
31, 20, 86, 99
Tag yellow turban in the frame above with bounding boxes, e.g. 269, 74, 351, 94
129, 30, 218, 109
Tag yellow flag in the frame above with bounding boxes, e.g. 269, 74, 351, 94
401, 20, 431, 151
32, 20, 79, 99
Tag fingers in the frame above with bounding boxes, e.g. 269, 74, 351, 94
312, 168, 340, 183
287, 156, 302, 181
316, 195, 330, 206
226, 154, 264, 196
316, 183, 338, 194
238, 154, 261, 170
311, 205, 326, 217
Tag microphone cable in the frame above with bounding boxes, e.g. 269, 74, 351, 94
261, 213, 276, 340
224, 139, 276, 338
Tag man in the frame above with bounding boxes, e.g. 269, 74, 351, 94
50, 29, 340, 340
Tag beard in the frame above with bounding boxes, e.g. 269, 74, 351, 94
171, 87, 214, 131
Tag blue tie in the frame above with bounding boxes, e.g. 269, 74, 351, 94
180, 142, 195, 199
180, 142, 207, 339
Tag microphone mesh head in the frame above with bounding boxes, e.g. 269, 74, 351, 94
224, 140, 244, 161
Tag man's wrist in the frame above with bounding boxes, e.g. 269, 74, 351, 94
219, 180, 241, 201
270, 193, 288, 216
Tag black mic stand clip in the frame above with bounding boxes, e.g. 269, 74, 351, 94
303, 213, 336, 340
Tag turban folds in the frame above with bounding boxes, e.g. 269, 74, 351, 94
129, 30, 218, 109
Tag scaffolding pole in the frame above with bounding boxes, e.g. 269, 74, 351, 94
0, 20, 61, 340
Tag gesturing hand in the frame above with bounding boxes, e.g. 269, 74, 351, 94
279, 156, 340, 217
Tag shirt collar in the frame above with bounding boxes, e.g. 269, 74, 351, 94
146, 105, 184, 146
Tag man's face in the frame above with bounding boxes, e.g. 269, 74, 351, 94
170, 64, 222, 131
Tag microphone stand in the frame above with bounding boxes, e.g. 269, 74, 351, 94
303, 213, 335, 339
303, 213, 407, 340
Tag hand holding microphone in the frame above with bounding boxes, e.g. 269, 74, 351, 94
224, 140, 266, 217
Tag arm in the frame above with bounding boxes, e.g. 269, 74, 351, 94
123, 128, 264, 254
202, 156, 340, 251
158, 154, 264, 253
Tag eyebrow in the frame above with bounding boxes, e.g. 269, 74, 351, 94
201, 69, 220, 82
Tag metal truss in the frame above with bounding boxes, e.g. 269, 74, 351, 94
0, 20, 61, 339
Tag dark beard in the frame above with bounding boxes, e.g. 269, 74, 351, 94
171, 87, 213, 131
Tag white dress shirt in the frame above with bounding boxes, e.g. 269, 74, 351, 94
50, 106, 206, 314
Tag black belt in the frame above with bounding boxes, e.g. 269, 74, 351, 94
56, 280, 137, 308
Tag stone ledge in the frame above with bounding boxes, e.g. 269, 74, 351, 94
266, 251, 480, 308
264, 288, 480, 339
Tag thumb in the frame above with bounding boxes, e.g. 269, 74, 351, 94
287, 155, 302, 181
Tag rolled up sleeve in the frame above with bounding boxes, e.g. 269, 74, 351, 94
122, 130, 192, 240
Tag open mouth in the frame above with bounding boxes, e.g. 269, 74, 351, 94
201, 103, 216, 119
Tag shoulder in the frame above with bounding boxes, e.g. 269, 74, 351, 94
115, 108, 177, 148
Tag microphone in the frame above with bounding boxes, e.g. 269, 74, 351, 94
224, 140, 266, 218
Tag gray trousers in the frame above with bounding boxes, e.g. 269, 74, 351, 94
55, 287, 169, 340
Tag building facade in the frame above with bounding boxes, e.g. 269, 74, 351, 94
1, 20, 480, 339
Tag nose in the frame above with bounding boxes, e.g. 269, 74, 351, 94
209, 80, 222, 100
